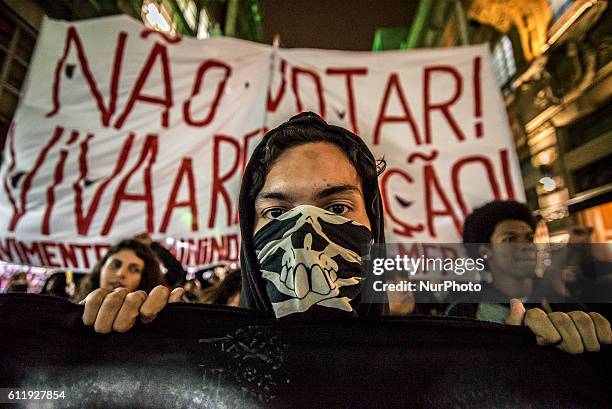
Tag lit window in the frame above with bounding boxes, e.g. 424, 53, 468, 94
492, 36, 516, 86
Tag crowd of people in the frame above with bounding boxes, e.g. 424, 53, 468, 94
4, 237, 241, 310
3, 112, 611, 354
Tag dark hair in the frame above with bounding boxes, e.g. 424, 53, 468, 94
201, 268, 242, 305
40, 272, 67, 297
463, 200, 537, 258
248, 112, 386, 218
6, 272, 29, 293
73, 239, 164, 302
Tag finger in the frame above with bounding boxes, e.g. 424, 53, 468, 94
548, 312, 584, 354
168, 287, 184, 303
524, 308, 562, 346
94, 288, 130, 334
112, 291, 147, 333
589, 312, 612, 345
82, 288, 112, 326
568, 311, 600, 352
505, 299, 526, 325
140, 285, 170, 320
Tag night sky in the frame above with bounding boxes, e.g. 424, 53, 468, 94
261, 0, 419, 50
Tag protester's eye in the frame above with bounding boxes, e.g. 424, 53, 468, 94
110, 259, 122, 269
263, 208, 286, 219
327, 204, 350, 215
129, 265, 143, 274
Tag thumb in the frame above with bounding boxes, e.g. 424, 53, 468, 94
505, 298, 526, 325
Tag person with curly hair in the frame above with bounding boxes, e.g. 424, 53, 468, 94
446, 200, 611, 354
75, 239, 182, 332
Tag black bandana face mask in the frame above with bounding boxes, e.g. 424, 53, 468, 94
253, 205, 373, 319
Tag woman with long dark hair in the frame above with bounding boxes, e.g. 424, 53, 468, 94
73, 239, 164, 303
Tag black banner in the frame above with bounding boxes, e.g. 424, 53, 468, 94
1, 294, 611, 408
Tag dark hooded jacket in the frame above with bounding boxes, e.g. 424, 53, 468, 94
238, 112, 387, 317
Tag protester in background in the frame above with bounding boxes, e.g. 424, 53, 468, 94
195, 270, 212, 289
567, 226, 612, 280
563, 225, 612, 318
200, 268, 242, 307
179, 266, 241, 305
133, 233, 187, 288
446, 200, 540, 321
76, 239, 183, 333
75, 239, 165, 300
40, 272, 68, 299
446, 200, 611, 353
181, 279, 202, 303
191, 263, 229, 292
6, 272, 30, 293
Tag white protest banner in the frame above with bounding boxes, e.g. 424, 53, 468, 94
266, 46, 524, 242
0, 16, 523, 270
0, 16, 271, 269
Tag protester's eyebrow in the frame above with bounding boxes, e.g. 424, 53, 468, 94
314, 184, 361, 200
255, 191, 294, 202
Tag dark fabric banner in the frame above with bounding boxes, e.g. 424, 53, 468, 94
1, 293, 611, 408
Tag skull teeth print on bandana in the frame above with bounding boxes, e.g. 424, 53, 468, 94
253, 205, 373, 319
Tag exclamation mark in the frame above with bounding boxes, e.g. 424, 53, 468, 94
473, 56, 483, 138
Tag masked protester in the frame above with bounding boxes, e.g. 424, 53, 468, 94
238, 112, 387, 319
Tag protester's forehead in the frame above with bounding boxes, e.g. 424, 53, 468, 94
263, 142, 362, 194
109, 249, 144, 264
492, 219, 534, 236
273, 141, 349, 161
